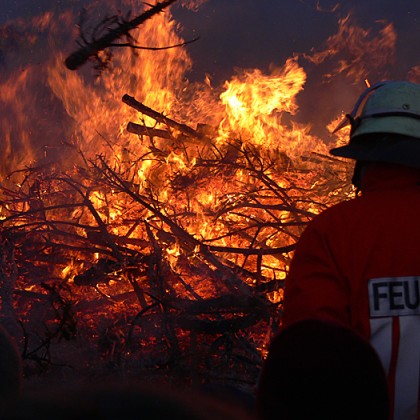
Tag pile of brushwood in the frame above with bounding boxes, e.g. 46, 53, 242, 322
0, 97, 353, 391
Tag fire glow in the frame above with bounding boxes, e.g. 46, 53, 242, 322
0, 0, 416, 385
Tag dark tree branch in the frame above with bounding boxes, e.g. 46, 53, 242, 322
65, 0, 179, 70
109, 36, 199, 50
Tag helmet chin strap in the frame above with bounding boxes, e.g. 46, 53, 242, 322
351, 160, 366, 192
352, 160, 386, 195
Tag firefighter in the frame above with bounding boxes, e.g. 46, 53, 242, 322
280, 80, 420, 420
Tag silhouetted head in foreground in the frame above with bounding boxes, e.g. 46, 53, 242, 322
256, 320, 389, 420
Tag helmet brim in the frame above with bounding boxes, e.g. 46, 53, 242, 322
330, 134, 420, 168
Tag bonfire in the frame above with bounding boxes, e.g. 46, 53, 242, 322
2, 0, 408, 392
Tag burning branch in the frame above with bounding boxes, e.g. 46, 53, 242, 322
91, 155, 256, 295
126, 123, 173, 140
123, 94, 203, 139
65, 0, 180, 71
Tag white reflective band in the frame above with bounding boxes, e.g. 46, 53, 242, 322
370, 318, 393, 375
369, 277, 420, 318
369, 277, 420, 419
394, 316, 420, 420
370, 316, 420, 420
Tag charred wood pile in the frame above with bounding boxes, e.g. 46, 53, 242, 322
0, 95, 353, 390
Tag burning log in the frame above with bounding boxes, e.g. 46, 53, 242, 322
73, 258, 121, 287
123, 94, 203, 139
86, 230, 149, 249
127, 122, 172, 140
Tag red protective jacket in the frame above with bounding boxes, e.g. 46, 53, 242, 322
282, 163, 420, 420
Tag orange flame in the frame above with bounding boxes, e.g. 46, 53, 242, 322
0, 2, 403, 280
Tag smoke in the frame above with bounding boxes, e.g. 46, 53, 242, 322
179, 0, 210, 11
293, 12, 401, 138
303, 14, 397, 83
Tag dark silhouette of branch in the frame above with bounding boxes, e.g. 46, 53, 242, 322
109, 36, 199, 50
65, 0, 180, 71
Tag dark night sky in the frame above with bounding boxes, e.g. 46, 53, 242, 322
1, 0, 418, 85
173, 0, 418, 83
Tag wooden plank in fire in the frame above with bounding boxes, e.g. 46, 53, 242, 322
126, 122, 172, 139
123, 94, 202, 139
